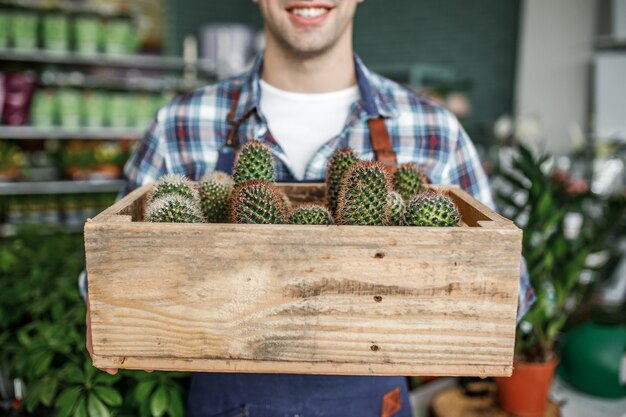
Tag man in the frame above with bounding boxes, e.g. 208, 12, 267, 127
85, 0, 534, 416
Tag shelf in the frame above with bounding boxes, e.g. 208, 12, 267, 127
0, 50, 217, 74
0, 126, 143, 140
0, 179, 124, 195
596, 37, 626, 50
1, 0, 127, 17
39, 72, 207, 93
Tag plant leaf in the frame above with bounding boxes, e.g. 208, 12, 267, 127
87, 393, 111, 417
134, 380, 156, 404
40, 376, 59, 407
55, 387, 82, 417
73, 397, 88, 417
94, 385, 123, 407
149, 385, 169, 417
167, 387, 185, 417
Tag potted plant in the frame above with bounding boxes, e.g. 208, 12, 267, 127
492, 143, 625, 417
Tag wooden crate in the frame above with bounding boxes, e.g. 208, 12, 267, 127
84, 183, 522, 377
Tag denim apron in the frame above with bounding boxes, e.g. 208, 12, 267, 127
187, 62, 411, 417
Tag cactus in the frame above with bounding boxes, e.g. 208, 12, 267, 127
233, 141, 275, 186
145, 194, 204, 223
387, 191, 406, 226
336, 161, 393, 226
149, 173, 199, 203
404, 191, 461, 227
230, 180, 287, 224
325, 148, 359, 215
289, 204, 334, 225
198, 171, 235, 223
393, 163, 429, 201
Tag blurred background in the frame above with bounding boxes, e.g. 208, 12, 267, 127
0, 1, 625, 417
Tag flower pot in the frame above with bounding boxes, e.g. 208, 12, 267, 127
495, 355, 558, 417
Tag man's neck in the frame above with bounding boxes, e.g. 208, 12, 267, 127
261, 31, 357, 94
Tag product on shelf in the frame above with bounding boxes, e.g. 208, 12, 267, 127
10, 9, 38, 51
42, 10, 70, 54
2, 71, 37, 126
82, 89, 107, 128
30, 87, 56, 128
56, 88, 82, 129
104, 14, 136, 56
0, 141, 27, 181
73, 12, 102, 56
0, 9, 10, 51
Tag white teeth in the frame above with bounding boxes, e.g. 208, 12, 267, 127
292, 7, 328, 18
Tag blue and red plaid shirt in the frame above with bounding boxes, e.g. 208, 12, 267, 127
104, 54, 534, 319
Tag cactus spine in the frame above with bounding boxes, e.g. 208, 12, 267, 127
198, 171, 235, 223
325, 148, 359, 215
230, 180, 287, 224
393, 163, 429, 201
289, 204, 334, 225
233, 141, 275, 186
146, 194, 204, 223
404, 191, 461, 227
336, 161, 393, 226
149, 173, 199, 202
387, 191, 406, 226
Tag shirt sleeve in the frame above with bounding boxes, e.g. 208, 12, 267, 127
448, 123, 535, 322
116, 111, 167, 200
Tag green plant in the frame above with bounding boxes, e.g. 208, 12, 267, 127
146, 194, 205, 223
150, 174, 199, 203
289, 204, 334, 225
232, 141, 275, 187
336, 161, 393, 226
393, 163, 428, 201
495, 144, 625, 362
0, 225, 189, 417
325, 148, 359, 215
403, 192, 460, 227
387, 191, 406, 226
230, 180, 287, 224
198, 171, 234, 223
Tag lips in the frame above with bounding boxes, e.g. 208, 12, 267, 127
285, 2, 334, 26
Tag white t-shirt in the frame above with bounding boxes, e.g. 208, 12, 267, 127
259, 79, 360, 180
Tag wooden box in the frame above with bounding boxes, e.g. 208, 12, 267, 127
84, 183, 522, 377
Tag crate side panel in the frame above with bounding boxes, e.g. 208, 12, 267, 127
86, 223, 521, 374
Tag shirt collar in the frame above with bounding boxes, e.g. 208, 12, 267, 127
231, 53, 398, 123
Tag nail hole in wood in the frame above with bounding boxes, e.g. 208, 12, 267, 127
373, 295, 383, 302
371, 345, 380, 352
374, 252, 385, 259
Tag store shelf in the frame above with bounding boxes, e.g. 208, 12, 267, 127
0, 126, 143, 140
596, 36, 626, 50
0, 179, 124, 195
0, 50, 217, 74
2, 0, 124, 17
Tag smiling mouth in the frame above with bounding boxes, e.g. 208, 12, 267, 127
286, 5, 333, 20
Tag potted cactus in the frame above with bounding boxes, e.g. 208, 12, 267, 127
493, 143, 625, 417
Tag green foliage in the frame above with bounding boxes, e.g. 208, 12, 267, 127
289, 204, 334, 225
198, 171, 235, 223
230, 180, 287, 224
146, 195, 205, 223
232, 141, 275, 187
0, 225, 189, 416
393, 163, 428, 201
149, 174, 198, 203
387, 192, 406, 226
325, 148, 359, 215
336, 161, 393, 226
404, 192, 461, 227
495, 144, 626, 363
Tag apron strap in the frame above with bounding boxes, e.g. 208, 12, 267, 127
216, 91, 398, 175
215, 91, 242, 174
368, 118, 397, 169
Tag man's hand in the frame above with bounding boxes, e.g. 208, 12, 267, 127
85, 296, 118, 375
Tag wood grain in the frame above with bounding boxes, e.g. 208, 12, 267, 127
84, 183, 522, 376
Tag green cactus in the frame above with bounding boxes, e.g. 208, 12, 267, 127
233, 141, 275, 186
289, 204, 334, 225
230, 180, 287, 224
404, 191, 461, 227
393, 163, 429, 201
198, 171, 235, 223
150, 173, 199, 202
325, 148, 359, 215
387, 191, 406, 226
336, 161, 393, 226
145, 194, 205, 223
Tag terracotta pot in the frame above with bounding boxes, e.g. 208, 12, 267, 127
495, 355, 559, 417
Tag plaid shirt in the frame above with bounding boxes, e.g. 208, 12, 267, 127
86, 54, 534, 319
